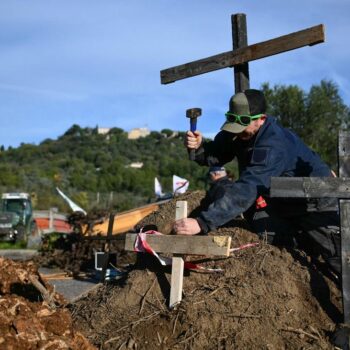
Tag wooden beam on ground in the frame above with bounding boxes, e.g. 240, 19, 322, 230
270, 177, 350, 198
125, 233, 231, 256
160, 24, 324, 84
86, 202, 162, 235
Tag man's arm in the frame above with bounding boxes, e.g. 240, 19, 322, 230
185, 130, 236, 166
198, 147, 287, 232
174, 146, 287, 235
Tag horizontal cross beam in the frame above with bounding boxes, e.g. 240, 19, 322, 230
270, 177, 350, 198
161, 24, 325, 84
125, 233, 231, 256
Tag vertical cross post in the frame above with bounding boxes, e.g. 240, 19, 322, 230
169, 201, 187, 308
232, 13, 250, 93
338, 132, 350, 323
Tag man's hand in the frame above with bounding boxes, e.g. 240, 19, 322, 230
173, 218, 201, 235
185, 131, 202, 150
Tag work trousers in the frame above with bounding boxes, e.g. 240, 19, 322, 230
245, 198, 341, 277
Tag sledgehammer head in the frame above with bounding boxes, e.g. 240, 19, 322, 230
186, 108, 202, 133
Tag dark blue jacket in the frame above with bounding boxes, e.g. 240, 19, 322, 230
194, 116, 333, 232
206, 176, 232, 204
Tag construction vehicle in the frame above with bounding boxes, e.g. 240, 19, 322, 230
0, 192, 37, 243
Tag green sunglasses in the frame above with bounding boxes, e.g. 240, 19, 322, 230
225, 112, 264, 126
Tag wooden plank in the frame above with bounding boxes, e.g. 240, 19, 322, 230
175, 201, 187, 221
169, 201, 187, 308
339, 131, 350, 178
270, 177, 350, 198
125, 234, 231, 256
83, 235, 124, 241
170, 255, 184, 308
85, 201, 162, 235
170, 201, 188, 308
340, 200, 350, 323
232, 13, 249, 92
339, 131, 350, 324
161, 24, 324, 84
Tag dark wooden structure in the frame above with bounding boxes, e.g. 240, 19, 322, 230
161, 13, 325, 93
271, 131, 350, 324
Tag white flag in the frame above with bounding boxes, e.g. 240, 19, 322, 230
154, 177, 164, 197
56, 187, 87, 215
173, 175, 189, 194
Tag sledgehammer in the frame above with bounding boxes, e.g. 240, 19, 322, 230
186, 108, 202, 161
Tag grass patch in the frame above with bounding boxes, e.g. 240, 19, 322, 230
0, 241, 27, 249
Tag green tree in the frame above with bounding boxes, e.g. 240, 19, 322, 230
262, 80, 350, 168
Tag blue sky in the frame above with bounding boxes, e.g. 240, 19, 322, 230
0, 0, 349, 148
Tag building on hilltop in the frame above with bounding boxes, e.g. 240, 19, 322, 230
128, 127, 150, 140
125, 162, 144, 169
97, 127, 111, 135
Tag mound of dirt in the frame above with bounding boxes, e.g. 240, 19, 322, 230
0, 257, 96, 350
135, 191, 209, 234
70, 191, 342, 349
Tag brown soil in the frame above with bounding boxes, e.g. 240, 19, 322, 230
0, 257, 96, 350
70, 191, 342, 349
135, 191, 210, 234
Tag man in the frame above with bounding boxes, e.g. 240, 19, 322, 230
173, 89, 340, 277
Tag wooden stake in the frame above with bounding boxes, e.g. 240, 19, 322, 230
169, 201, 187, 308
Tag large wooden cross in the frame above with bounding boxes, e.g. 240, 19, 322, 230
125, 201, 231, 308
161, 13, 325, 93
270, 131, 350, 325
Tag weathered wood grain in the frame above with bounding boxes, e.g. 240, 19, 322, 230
125, 234, 232, 256
339, 131, 350, 323
270, 177, 350, 198
170, 201, 187, 307
161, 24, 324, 84
339, 131, 350, 178
232, 13, 249, 93
340, 200, 350, 323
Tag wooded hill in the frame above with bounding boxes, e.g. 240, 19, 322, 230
0, 127, 213, 212
0, 80, 348, 212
